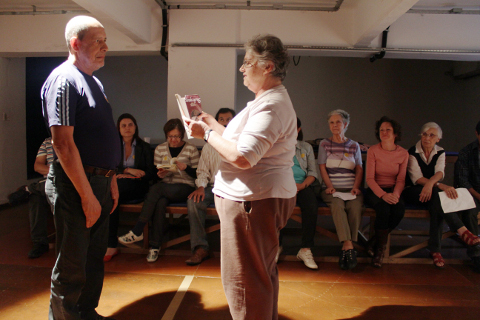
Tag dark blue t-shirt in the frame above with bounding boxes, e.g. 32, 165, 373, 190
41, 61, 120, 170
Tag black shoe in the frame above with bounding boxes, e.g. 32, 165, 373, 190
28, 243, 49, 259
339, 250, 348, 270
473, 257, 480, 274
7, 185, 30, 206
345, 249, 358, 270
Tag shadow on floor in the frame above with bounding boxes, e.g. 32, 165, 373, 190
110, 290, 295, 320
338, 305, 480, 320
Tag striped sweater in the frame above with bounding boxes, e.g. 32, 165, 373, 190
154, 141, 200, 187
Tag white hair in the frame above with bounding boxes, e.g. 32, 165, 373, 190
327, 109, 350, 132
420, 122, 443, 139
65, 16, 103, 52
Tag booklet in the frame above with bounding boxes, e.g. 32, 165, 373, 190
332, 192, 356, 201
439, 188, 476, 213
175, 94, 203, 139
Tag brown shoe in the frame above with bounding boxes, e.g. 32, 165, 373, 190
185, 247, 210, 266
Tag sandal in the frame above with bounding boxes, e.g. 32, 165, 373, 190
430, 252, 445, 269
460, 230, 480, 246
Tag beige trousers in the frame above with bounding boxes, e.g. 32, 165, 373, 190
321, 188, 364, 242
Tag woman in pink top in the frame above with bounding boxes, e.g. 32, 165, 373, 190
365, 116, 408, 268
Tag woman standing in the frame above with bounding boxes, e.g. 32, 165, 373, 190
188, 35, 297, 320
104, 113, 156, 262
118, 119, 199, 263
404, 122, 480, 268
365, 116, 408, 268
318, 109, 364, 270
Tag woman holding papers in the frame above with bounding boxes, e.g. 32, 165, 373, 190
118, 118, 199, 263
403, 122, 480, 269
365, 116, 409, 268
318, 109, 364, 270
186, 34, 296, 320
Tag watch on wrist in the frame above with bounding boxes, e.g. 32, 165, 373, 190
204, 129, 213, 142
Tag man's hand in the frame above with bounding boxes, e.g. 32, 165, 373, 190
82, 193, 102, 228
110, 175, 119, 214
188, 187, 205, 203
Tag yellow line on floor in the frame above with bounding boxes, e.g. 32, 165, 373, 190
161, 275, 194, 320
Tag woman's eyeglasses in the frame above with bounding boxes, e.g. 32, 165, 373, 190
241, 60, 257, 68
167, 135, 182, 139
421, 132, 437, 139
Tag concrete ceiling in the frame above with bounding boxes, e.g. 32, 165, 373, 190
0, 0, 479, 60
1, 0, 479, 12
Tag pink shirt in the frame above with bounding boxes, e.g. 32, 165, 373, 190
366, 143, 409, 198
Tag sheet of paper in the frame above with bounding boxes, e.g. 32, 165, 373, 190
332, 192, 356, 201
439, 188, 476, 213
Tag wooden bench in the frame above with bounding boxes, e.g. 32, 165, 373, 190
118, 201, 480, 263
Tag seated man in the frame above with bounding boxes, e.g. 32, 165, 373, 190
185, 108, 235, 265
455, 120, 480, 273
28, 137, 54, 258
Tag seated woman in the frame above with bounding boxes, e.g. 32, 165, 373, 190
318, 109, 364, 270
278, 118, 320, 269
104, 113, 156, 262
365, 116, 408, 268
403, 122, 480, 268
118, 118, 200, 262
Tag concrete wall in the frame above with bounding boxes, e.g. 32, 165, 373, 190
0, 58, 27, 203
236, 56, 480, 152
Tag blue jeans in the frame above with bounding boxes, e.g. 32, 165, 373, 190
46, 162, 113, 320
187, 186, 215, 252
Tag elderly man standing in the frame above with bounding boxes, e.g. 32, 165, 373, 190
42, 16, 120, 320
456, 120, 480, 273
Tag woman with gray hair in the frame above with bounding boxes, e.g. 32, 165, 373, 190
318, 109, 364, 270
187, 34, 296, 319
403, 122, 480, 268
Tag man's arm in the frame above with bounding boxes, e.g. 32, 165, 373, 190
34, 155, 50, 176
51, 125, 101, 228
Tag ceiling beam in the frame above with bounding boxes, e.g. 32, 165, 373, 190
351, 0, 420, 47
72, 0, 152, 44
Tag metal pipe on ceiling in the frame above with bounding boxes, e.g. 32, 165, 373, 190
166, 0, 344, 11
171, 42, 480, 55
0, 5, 88, 16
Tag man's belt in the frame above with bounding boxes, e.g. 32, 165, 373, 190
84, 165, 116, 177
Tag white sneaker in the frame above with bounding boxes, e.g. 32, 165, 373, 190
118, 231, 143, 247
146, 249, 159, 262
297, 248, 318, 269
275, 246, 283, 263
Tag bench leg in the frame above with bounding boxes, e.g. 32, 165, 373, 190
143, 224, 149, 249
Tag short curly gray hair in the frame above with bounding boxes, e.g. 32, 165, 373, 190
327, 109, 350, 132
420, 122, 443, 139
244, 34, 289, 81
65, 16, 103, 53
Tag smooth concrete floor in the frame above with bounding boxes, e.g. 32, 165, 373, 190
1, 203, 480, 320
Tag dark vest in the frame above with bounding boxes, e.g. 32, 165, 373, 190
406, 145, 445, 186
